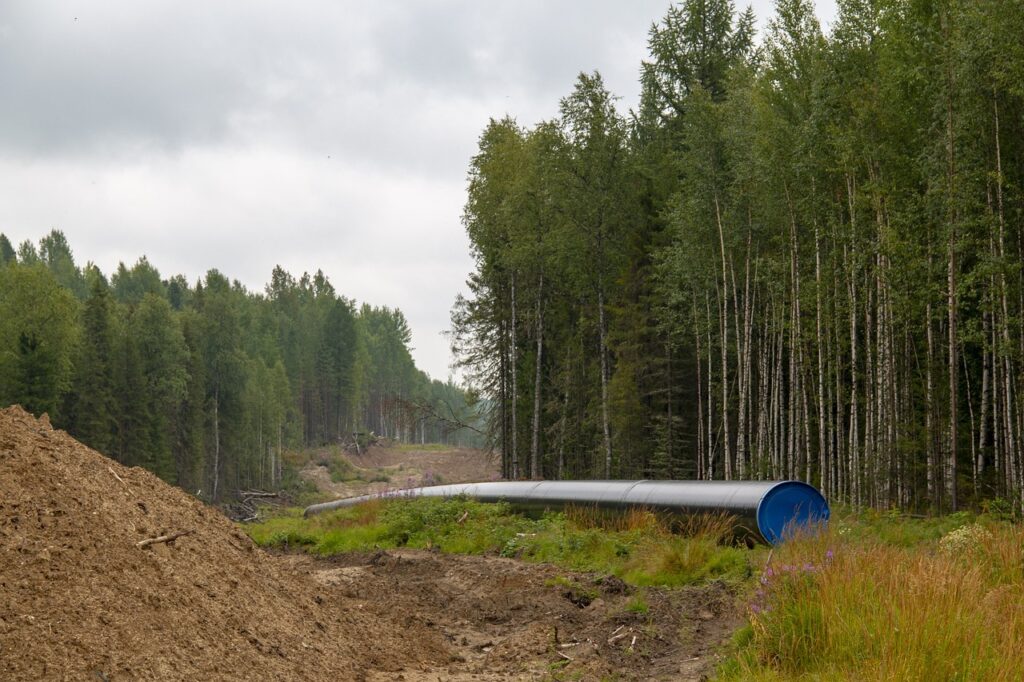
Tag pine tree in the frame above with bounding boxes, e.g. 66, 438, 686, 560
67, 271, 118, 453
0, 234, 15, 267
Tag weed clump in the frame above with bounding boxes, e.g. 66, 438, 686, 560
937, 523, 993, 555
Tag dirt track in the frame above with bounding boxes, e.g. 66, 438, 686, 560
300, 442, 500, 499
0, 406, 739, 680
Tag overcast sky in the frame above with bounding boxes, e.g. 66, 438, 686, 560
0, 1, 837, 381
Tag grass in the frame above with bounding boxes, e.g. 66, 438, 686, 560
717, 510, 1024, 681
246, 497, 752, 587
246, 495, 1024, 681
626, 593, 650, 614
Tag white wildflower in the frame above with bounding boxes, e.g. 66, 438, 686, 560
938, 524, 992, 555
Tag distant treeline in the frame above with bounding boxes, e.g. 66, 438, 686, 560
0, 230, 482, 500
453, 0, 1024, 512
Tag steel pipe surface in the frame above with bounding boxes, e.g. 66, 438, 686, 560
303, 480, 829, 545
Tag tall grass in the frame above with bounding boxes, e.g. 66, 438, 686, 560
720, 518, 1024, 681
247, 499, 1024, 679
246, 497, 753, 587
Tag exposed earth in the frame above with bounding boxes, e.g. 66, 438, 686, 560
299, 440, 501, 499
0, 405, 740, 680
294, 549, 739, 681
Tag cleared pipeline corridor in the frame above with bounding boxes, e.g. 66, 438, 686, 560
304, 480, 830, 545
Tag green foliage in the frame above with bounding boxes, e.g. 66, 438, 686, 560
455, 0, 1024, 513
828, 506, 984, 547
247, 498, 752, 587
0, 264, 79, 418
0, 233, 480, 501
625, 593, 649, 614
0, 233, 15, 267
323, 453, 359, 483
66, 274, 118, 454
111, 257, 165, 305
38, 230, 86, 299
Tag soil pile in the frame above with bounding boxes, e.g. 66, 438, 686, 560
0, 405, 740, 680
0, 406, 439, 680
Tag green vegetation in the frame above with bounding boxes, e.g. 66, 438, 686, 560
250, 499, 1024, 680
625, 593, 650, 615
314, 448, 362, 483
276, 462, 327, 509
314, 448, 391, 484
454, 0, 1024, 512
0, 230, 483, 500
719, 511, 1024, 681
247, 497, 752, 587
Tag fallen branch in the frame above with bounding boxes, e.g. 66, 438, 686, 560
556, 651, 574, 662
108, 467, 128, 487
393, 395, 487, 436
136, 530, 194, 549
608, 628, 631, 645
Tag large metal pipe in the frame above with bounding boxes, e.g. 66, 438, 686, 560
303, 479, 829, 545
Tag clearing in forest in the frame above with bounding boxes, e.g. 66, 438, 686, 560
296, 439, 500, 501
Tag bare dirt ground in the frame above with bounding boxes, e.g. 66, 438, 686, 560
1, 406, 739, 680
300, 442, 500, 500
295, 443, 741, 680
291, 549, 740, 681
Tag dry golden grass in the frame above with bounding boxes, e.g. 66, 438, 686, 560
565, 504, 737, 540
724, 520, 1024, 681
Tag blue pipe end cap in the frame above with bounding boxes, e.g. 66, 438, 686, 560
756, 481, 830, 544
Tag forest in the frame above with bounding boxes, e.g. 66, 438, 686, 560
0, 230, 481, 500
451, 0, 1024, 512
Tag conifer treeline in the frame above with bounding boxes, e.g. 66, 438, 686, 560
0, 231, 481, 500
452, 0, 1024, 512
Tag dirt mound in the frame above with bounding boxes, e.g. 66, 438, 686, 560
0, 406, 436, 681
0, 406, 740, 680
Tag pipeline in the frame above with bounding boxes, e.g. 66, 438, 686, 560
303, 479, 829, 545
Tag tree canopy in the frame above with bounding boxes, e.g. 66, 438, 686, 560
0, 230, 483, 499
453, 0, 1024, 513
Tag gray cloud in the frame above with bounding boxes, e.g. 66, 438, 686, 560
0, 0, 837, 379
